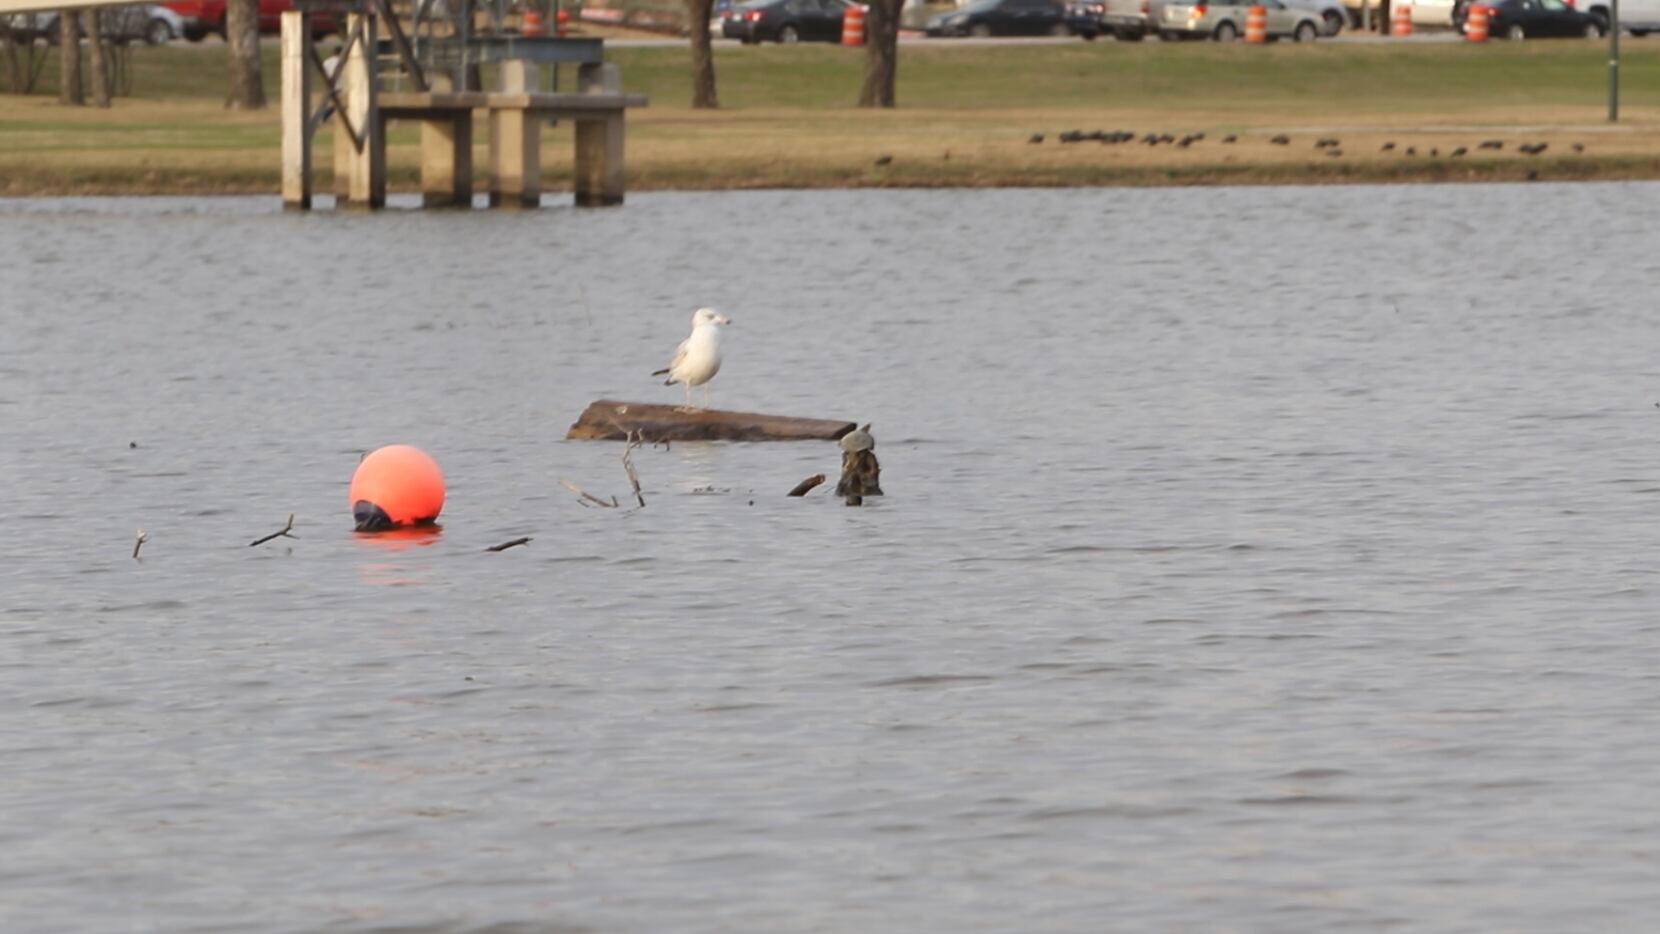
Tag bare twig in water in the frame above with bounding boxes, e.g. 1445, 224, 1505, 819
133, 528, 147, 560
622, 430, 645, 508
560, 479, 618, 508
249, 514, 298, 547
788, 474, 826, 497
486, 537, 532, 552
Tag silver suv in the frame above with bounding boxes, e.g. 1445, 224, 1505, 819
1158, 0, 1323, 39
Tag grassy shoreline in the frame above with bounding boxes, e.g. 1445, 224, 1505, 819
2, 39, 1658, 195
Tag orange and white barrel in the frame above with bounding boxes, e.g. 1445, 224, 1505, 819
1245, 4, 1268, 42
1465, 3, 1488, 40
556, 7, 569, 36
841, 3, 866, 45
522, 8, 546, 35
1391, 3, 1413, 35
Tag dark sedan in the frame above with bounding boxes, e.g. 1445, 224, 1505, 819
722, 0, 850, 42
925, 0, 1071, 37
1465, 0, 1605, 36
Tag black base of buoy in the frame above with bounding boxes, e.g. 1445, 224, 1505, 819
353, 500, 395, 532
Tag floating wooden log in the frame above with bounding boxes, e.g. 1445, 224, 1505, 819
567, 400, 856, 443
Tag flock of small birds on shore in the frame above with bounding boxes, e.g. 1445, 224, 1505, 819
1017, 129, 1586, 160
867, 132, 1587, 167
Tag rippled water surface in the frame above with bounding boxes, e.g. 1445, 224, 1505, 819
5, 185, 1660, 932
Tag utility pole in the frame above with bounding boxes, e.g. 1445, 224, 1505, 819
1609, 0, 1620, 122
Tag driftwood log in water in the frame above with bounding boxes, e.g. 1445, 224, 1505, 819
567, 400, 856, 443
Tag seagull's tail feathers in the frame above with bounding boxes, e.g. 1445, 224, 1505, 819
651, 367, 670, 377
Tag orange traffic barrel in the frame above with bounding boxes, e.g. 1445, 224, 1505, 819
1245, 4, 1268, 42
841, 3, 866, 45
1391, 3, 1412, 35
523, 8, 546, 35
350, 445, 446, 531
1464, 3, 1488, 40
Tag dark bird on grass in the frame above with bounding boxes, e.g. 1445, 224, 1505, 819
1059, 130, 1085, 143
874, 154, 893, 166
1381, 141, 1396, 151
1029, 133, 1045, 144
1314, 138, 1340, 148
1178, 135, 1199, 148
1451, 147, 1467, 157
1222, 134, 1238, 144
1572, 142, 1585, 153
1430, 148, 1439, 157
1478, 140, 1503, 150
1270, 134, 1291, 145
1405, 147, 1416, 156
1520, 142, 1548, 155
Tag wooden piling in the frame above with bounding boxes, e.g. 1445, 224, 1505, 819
279, 12, 312, 210
489, 59, 541, 209
574, 62, 625, 207
342, 13, 383, 209
566, 400, 856, 443
419, 72, 472, 208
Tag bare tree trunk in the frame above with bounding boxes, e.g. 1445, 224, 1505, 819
2, 27, 20, 92
58, 9, 83, 106
85, 10, 111, 107
225, 0, 266, 109
858, 0, 902, 108
684, 0, 718, 108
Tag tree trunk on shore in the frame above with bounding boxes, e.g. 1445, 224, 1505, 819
58, 10, 82, 106
85, 11, 111, 107
685, 0, 719, 108
2, 27, 18, 92
225, 0, 265, 109
859, 0, 903, 108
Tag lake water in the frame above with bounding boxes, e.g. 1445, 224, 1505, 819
4, 184, 1660, 932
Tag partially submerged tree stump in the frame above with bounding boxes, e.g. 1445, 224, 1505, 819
567, 400, 856, 443
835, 424, 882, 506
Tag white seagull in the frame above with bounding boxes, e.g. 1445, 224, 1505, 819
653, 307, 731, 410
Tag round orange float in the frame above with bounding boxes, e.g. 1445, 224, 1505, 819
350, 445, 446, 531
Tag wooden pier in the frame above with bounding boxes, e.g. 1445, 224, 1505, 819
279, 6, 646, 211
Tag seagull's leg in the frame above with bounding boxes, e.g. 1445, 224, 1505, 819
703, 384, 712, 410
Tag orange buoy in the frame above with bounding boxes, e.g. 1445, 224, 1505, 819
350, 445, 446, 531
841, 3, 866, 46
1245, 4, 1268, 42
1464, 2, 1488, 40
523, 8, 546, 35
1391, 3, 1412, 35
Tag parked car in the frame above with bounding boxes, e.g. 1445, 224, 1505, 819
162, 0, 335, 42
1100, 0, 1154, 38
1569, 0, 1660, 35
1280, 0, 1347, 33
1467, 0, 1605, 36
1158, 0, 1323, 38
925, 0, 1072, 37
3, 5, 184, 45
721, 0, 851, 42
1066, 0, 1107, 36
